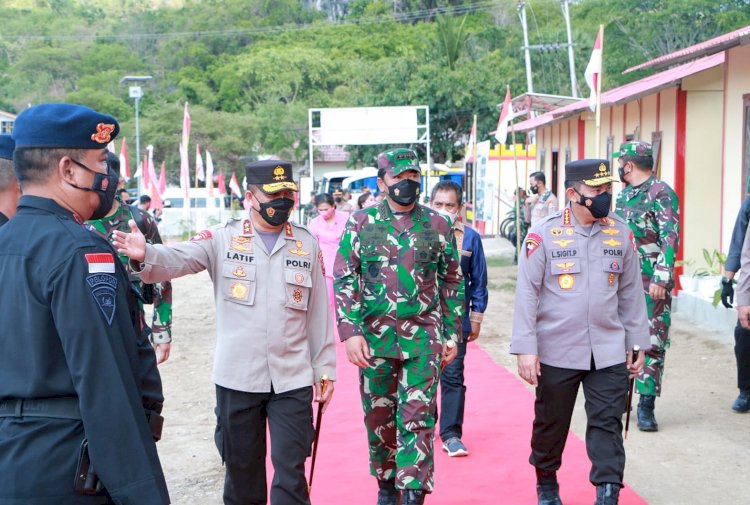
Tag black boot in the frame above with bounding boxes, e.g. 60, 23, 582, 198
376, 480, 399, 505
637, 395, 658, 431
731, 389, 750, 413
535, 469, 562, 505
594, 483, 620, 505
401, 489, 426, 505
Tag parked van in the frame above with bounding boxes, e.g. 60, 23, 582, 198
158, 188, 236, 238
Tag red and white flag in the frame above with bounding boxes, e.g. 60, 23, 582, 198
206, 150, 215, 198
146, 145, 158, 193
494, 85, 515, 143
139, 153, 148, 189
585, 25, 603, 112
85, 253, 115, 274
229, 171, 242, 198
195, 145, 205, 182
465, 116, 477, 164
218, 172, 227, 195
158, 160, 166, 196
179, 144, 191, 205
181, 102, 191, 151
119, 138, 130, 181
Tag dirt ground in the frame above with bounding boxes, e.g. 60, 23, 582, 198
156, 262, 750, 505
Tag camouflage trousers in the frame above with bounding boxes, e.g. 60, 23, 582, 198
636, 293, 672, 397
359, 354, 441, 491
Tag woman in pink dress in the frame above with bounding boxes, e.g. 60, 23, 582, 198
308, 193, 349, 338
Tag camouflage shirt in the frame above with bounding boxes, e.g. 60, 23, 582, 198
615, 175, 680, 290
88, 201, 173, 342
334, 201, 465, 360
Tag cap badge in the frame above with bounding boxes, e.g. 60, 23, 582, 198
273, 165, 286, 181
91, 123, 116, 144
598, 163, 608, 175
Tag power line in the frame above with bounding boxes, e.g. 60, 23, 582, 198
0, 1, 510, 41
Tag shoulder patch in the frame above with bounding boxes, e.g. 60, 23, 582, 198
525, 232, 543, 257
191, 230, 212, 241
85, 252, 115, 274
87, 274, 118, 325
629, 231, 638, 253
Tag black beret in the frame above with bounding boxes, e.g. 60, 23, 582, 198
12, 103, 119, 150
0, 134, 13, 160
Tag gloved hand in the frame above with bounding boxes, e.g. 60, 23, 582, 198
721, 277, 735, 308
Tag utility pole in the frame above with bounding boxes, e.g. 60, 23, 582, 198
517, 1, 534, 94
560, 0, 578, 97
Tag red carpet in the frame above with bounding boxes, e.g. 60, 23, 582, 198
297, 342, 647, 504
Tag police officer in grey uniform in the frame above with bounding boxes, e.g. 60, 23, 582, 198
113, 160, 336, 505
511, 159, 650, 505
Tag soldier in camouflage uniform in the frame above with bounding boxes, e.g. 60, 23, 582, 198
334, 148, 464, 505
614, 141, 680, 432
87, 152, 173, 363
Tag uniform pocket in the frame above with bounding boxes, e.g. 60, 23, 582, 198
602, 257, 623, 288
284, 268, 312, 310
551, 259, 581, 292
222, 262, 257, 305
413, 241, 441, 284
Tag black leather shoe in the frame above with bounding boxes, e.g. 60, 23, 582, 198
594, 483, 620, 505
637, 395, 658, 431
536, 481, 563, 505
732, 390, 750, 413
376, 480, 399, 505
401, 489, 426, 505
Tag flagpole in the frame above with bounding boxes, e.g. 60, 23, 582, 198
471, 114, 477, 223
595, 24, 603, 158
512, 121, 521, 260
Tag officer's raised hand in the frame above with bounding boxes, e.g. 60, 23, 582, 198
112, 219, 147, 262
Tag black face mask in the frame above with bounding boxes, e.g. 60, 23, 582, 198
530, 184, 539, 195
618, 163, 628, 183
70, 159, 119, 220
387, 179, 421, 206
575, 190, 612, 219
257, 197, 295, 227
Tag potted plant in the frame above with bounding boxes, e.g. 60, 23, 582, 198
676, 258, 697, 293
693, 248, 726, 302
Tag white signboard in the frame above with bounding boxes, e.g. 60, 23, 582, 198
474, 140, 493, 221
314, 106, 426, 146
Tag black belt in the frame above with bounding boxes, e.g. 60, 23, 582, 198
0, 397, 81, 420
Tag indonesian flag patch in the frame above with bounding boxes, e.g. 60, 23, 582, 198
525, 232, 543, 257
85, 253, 115, 273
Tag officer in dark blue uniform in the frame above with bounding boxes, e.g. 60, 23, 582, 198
0, 134, 20, 227
0, 103, 170, 505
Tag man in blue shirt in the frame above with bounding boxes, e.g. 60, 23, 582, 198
720, 196, 750, 413
430, 180, 489, 456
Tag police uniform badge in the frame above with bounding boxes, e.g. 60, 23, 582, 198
191, 230, 212, 241
289, 240, 309, 256
558, 274, 575, 290
231, 235, 253, 252
85, 253, 118, 325
229, 282, 249, 301
525, 232, 542, 257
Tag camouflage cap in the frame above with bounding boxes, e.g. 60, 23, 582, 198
613, 140, 653, 159
377, 148, 420, 176
565, 159, 617, 187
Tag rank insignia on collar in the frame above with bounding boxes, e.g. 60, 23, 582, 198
242, 219, 253, 235
231, 235, 253, 252
285, 222, 294, 238
87, 273, 117, 325
85, 252, 115, 274
563, 208, 572, 226
525, 232, 542, 257
552, 239, 574, 247
600, 217, 615, 226
230, 282, 249, 300
288, 240, 310, 256
233, 266, 247, 278
191, 230, 212, 241
601, 228, 620, 235
558, 274, 575, 290
550, 228, 563, 237
603, 239, 622, 247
